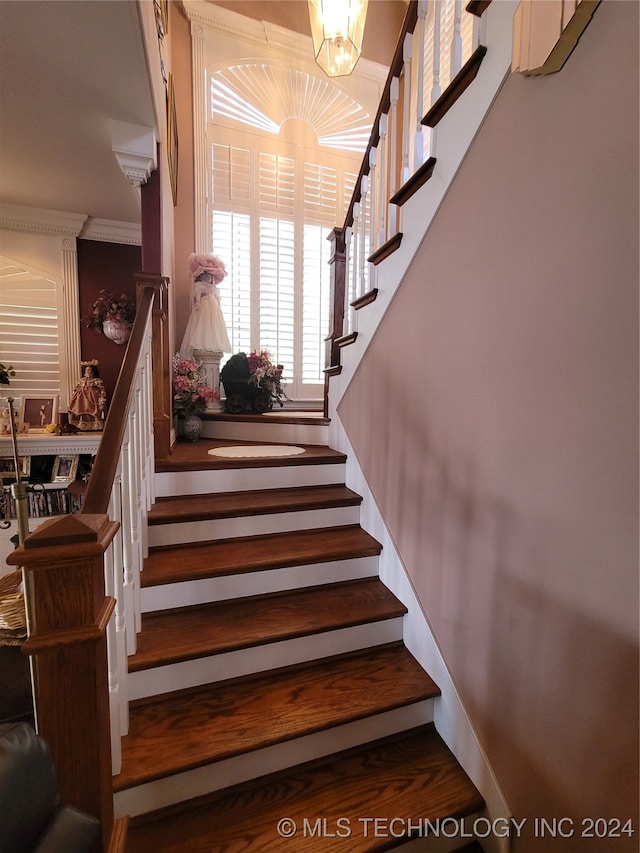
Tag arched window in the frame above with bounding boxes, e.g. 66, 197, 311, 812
207, 64, 369, 400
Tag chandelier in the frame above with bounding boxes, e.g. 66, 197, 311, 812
308, 0, 369, 78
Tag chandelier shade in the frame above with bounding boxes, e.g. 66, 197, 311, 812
308, 0, 369, 78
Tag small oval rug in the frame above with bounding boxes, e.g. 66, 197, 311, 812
208, 445, 306, 459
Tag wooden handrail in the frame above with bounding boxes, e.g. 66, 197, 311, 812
82, 285, 155, 515
7, 273, 169, 852
343, 1, 418, 231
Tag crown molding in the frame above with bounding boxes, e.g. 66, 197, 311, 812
79, 217, 142, 246
0, 203, 88, 237
111, 120, 157, 189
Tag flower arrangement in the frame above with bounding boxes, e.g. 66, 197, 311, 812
84, 290, 136, 331
172, 354, 219, 417
188, 252, 227, 284
247, 350, 286, 407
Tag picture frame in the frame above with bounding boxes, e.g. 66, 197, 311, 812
19, 395, 58, 433
167, 73, 178, 206
0, 456, 30, 485
51, 455, 79, 483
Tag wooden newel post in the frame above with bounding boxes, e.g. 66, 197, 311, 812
326, 228, 347, 371
135, 273, 171, 462
324, 228, 347, 416
7, 513, 119, 853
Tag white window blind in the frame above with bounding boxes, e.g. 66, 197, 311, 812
209, 126, 364, 399
0, 260, 60, 397
259, 218, 295, 375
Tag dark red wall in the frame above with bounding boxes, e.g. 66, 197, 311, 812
77, 239, 142, 403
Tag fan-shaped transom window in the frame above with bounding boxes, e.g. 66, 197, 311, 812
208, 65, 368, 400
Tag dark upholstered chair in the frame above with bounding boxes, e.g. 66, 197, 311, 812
0, 722, 101, 853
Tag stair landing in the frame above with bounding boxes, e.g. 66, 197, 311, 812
156, 438, 345, 472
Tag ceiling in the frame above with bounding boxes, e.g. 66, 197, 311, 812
0, 0, 156, 226
0, 0, 405, 228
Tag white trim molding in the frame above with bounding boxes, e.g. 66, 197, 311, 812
111, 120, 157, 190
0, 202, 87, 237
79, 218, 142, 246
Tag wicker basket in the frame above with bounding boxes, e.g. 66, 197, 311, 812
0, 570, 26, 645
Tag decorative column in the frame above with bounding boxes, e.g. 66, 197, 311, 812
60, 236, 82, 410
193, 349, 224, 409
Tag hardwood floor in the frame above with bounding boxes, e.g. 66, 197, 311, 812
115, 643, 439, 791
116, 428, 485, 849
141, 525, 382, 587
148, 484, 363, 525
130, 577, 407, 671
156, 438, 346, 473
125, 725, 484, 852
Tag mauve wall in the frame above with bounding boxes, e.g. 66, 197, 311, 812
338, 3, 638, 849
77, 239, 141, 402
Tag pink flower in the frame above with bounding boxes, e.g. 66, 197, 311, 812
172, 353, 219, 416
188, 253, 227, 284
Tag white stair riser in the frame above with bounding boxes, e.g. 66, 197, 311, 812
201, 419, 329, 446
140, 556, 380, 612
113, 700, 434, 818
148, 506, 360, 547
155, 462, 346, 498
129, 617, 404, 699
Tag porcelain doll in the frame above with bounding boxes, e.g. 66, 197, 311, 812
179, 252, 231, 357
68, 360, 107, 431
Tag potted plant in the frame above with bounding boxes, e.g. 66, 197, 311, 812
220, 350, 286, 413
84, 290, 136, 344
172, 355, 219, 441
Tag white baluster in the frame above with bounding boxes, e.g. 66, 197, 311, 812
120, 425, 136, 656
110, 465, 129, 735
378, 113, 388, 247
389, 77, 400, 233
432, 0, 443, 105
359, 174, 369, 298
143, 342, 155, 510
345, 224, 355, 336
369, 147, 378, 254
451, 0, 463, 75
414, 1, 428, 167
472, 2, 486, 50
103, 536, 121, 775
351, 202, 361, 312
128, 405, 142, 634
401, 32, 412, 184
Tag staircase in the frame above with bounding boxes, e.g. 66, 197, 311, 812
120, 415, 484, 851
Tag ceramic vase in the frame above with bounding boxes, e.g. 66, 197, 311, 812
182, 414, 202, 442
102, 318, 131, 345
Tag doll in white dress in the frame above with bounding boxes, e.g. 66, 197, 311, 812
179, 252, 231, 357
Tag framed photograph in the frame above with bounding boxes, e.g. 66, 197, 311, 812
19, 395, 58, 433
51, 455, 78, 483
0, 456, 30, 485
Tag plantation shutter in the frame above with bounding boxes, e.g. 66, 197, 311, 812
0, 259, 60, 396
209, 127, 364, 399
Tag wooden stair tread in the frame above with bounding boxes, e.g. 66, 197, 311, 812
156, 440, 346, 473
148, 483, 362, 525
114, 643, 439, 791
130, 578, 407, 671
125, 725, 484, 852
142, 524, 382, 587
203, 411, 329, 426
